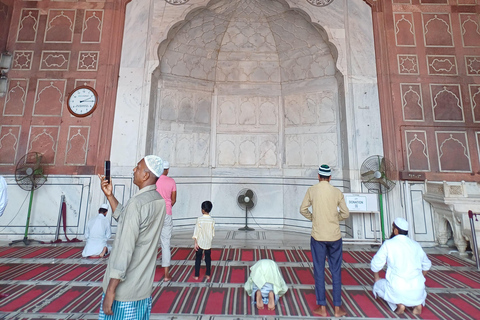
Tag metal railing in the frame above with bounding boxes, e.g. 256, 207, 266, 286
468, 210, 480, 270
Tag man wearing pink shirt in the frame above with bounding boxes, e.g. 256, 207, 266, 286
155, 160, 177, 281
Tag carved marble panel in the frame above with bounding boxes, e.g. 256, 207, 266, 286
429, 84, 464, 122
0, 126, 21, 165
392, 0, 412, 3
217, 134, 278, 167
400, 84, 424, 121
81, 10, 104, 43
460, 14, 480, 47
422, 13, 454, 47
65, 126, 90, 165
156, 133, 210, 167
284, 92, 336, 127
217, 96, 278, 129
285, 133, 337, 168
397, 55, 419, 75
159, 88, 212, 124
426, 55, 457, 76
405, 130, 430, 171
16, 9, 39, 43
469, 84, 480, 123
394, 13, 416, 47
44, 9, 75, 43
435, 131, 471, 172
3, 79, 28, 116
40, 51, 70, 71
33, 79, 67, 117
27, 126, 60, 165
465, 56, 480, 76
77, 51, 99, 71
12, 51, 34, 70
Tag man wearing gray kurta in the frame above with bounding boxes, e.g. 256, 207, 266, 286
98, 155, 166, 319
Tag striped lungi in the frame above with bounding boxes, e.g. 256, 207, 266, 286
98, 294, 152, 320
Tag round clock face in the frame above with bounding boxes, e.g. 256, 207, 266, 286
67, 86, 98, 117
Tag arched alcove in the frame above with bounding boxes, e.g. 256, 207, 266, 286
147, 0, 346, 177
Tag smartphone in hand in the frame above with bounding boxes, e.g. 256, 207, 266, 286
105, 160, 111, 183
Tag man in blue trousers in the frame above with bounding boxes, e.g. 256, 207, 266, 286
300, 164, 350, 317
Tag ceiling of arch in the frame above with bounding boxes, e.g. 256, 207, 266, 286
160, 0, 336, 84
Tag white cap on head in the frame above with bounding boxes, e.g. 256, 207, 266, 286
100, 203, 108, 210
163, 160, 170, 169
144, 155, 163, 177
394, 217, 408, 231
318, 164, 331, 177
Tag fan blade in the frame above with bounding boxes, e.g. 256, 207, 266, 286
378, 178, 390, 189
245, 201, 254, 209
245, 189, 254, 199
238, 195, 246, 204
361, 170, 375, 177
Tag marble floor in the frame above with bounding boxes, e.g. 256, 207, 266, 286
0, 228, 477, 320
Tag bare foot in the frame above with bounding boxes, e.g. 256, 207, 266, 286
267, 291, 275, 310
99, 247, 108, 258
312, 305, 327, 317
334, 306, 347, 317
206, 275, 211, 280
395, 304, 405, 315
413, 305, 422, 315
256, 290, 264, 310
194, 276, 199, 280
164, 267, 171, 282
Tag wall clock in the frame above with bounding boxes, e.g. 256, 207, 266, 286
67, 85, 98, 117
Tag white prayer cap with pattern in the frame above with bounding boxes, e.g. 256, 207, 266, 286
144, 155, 163, 177
318, 164, 331, 177
100, 203, 108, 210
394, 217, 408, 231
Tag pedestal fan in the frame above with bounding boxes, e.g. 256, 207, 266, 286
360, 155, 396, 241
237, 188, 256, 231
9, 152, 47, 246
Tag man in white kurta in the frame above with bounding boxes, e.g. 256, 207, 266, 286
0, 176, 8, 217
82, 204, 111, 258
371, 217, 431, 315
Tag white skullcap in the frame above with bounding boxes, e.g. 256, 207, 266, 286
100, 203, 108, 210
163, 160, 170, 169
394, 217, 408, 231
318, 164, 331, 177
144, 155, 163, 177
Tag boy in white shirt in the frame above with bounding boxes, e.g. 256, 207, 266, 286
192, 201, 215, 280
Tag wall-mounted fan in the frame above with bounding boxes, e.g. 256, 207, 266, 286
10, 152, 47, 246
237, 188, 256, 231
360, 155, 397, 241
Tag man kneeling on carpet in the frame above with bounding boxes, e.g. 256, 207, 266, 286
244, 259, 288, 311
82, 204, 111, 258
370, 217, 432, 315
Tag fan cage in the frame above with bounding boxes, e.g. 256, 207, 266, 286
360, 155, 396, 194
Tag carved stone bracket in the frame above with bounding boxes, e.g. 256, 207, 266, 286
165, 0, 189, 5
424, 181, 480, 259
306, 0, 334, 7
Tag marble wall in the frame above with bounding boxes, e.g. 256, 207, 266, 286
0, 0, 386, 241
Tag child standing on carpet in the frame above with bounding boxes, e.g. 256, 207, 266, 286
192, 201, 215, 280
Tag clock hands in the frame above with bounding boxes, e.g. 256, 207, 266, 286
79, 98, 95, 103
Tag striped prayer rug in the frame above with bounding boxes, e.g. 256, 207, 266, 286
1, 284, 480, 319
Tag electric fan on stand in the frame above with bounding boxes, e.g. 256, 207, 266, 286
360, 155, 396, 241
237, 188, 256, 231
9, 152, 48, 246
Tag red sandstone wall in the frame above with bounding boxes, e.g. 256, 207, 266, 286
0, 0, 129, 175
371, 0, 480, 181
